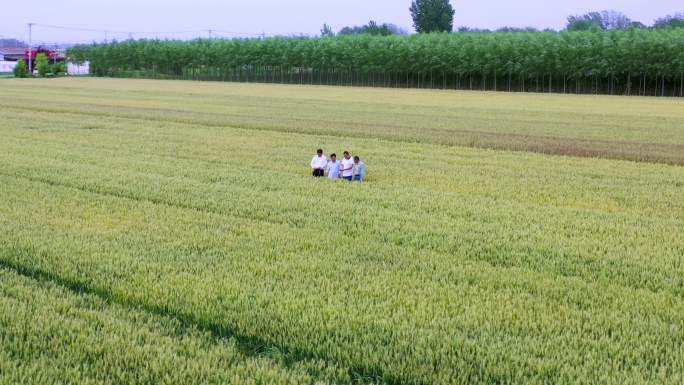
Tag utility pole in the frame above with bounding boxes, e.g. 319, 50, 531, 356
104, 30, 108, 43
208, 29, 213, 39
28, 23, 34, 74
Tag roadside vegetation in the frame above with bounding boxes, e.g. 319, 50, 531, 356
9, 55, 66, 79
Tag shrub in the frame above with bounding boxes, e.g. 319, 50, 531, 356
35, 53, 50, 77
12, 59, 29, 78
51, 62, 66, 75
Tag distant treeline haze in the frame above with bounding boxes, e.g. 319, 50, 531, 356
69, 29, 684, 97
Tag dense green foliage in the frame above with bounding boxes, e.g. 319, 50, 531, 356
51, 61, 66, 75
410, 0, 455, 33
336, 20, 405, 36
70, 29, 684, 96
35, 53, 49, 77
566, 10, 637, 31
12, 59, 28, 78
654, 13, 684, 29
1, 78, 683, 384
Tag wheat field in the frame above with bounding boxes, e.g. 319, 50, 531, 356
1, 78, 683, 385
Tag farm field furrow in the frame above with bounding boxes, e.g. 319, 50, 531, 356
1, 78, 683, 385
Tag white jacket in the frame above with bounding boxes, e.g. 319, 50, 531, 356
311, 155, 327, 169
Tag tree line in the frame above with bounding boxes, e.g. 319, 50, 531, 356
566, 11, 684, 31
69, 28, 684, 97
329, 10, 684, 36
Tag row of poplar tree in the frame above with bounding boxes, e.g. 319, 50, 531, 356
69, 28, 684, 97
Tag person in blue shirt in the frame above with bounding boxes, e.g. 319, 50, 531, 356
352, 156, 366, 182
326, 153, 341, 179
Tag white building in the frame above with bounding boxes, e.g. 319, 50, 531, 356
0, 61, 16, 73
67, 61, 90, 75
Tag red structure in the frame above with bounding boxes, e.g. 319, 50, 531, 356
25, 46, 65, 62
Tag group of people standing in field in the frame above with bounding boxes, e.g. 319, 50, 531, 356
311, 149, 365, 182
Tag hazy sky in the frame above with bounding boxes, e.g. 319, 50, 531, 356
1, 0, 681, 44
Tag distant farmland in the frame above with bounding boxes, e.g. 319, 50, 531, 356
3, 78, 684, 163
1, 78, 683, 385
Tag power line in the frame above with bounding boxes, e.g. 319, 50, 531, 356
29, 23, 285, 38
16, 22, 316, 49
212, 29, 265, 37
31, 23, 119, 33
31, 22, 204, 35
32, 40, 103, 45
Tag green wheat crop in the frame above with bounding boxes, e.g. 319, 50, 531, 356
0, 78, 683, 385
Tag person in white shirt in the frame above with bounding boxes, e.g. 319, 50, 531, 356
340, 151, 354, 181
310, 149, 327, 177
326, 153, 340, 179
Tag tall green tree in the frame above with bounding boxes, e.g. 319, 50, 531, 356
69, 28, 684, 96
653, 13, 684, 29
566, 12, 606, 31
409, 0, 455, 33
35, 53, 50, 77
599, 10, 633, 29
338, 21, 401, 36
566, 10, 637, 31
320, 24, 335, 37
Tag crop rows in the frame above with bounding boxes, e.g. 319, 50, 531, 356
69, 29, 684, 96
2, 78, 683, 165
0, 268, 355, 385
1, 78, 683, 384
